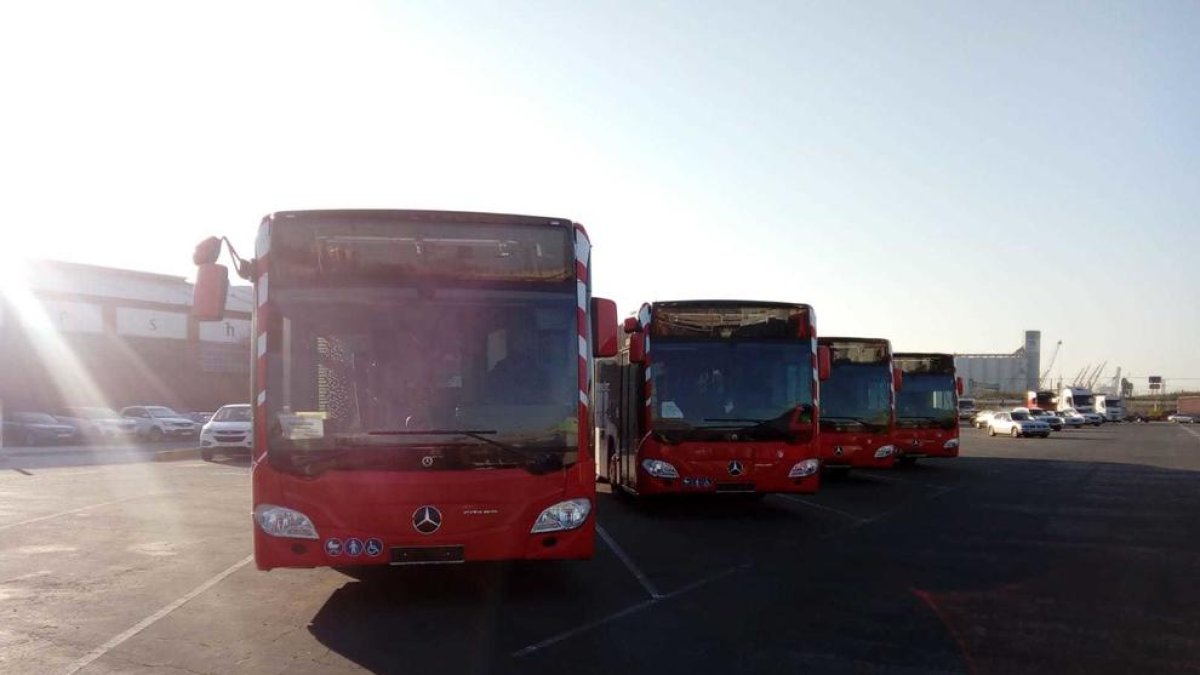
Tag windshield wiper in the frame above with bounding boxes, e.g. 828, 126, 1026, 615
364, 429, 564, 474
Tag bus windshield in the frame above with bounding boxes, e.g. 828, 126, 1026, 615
267, 287, 579, 457
896, 375, 958, 423
649, 341, 814, 433
821, 363, 892, 431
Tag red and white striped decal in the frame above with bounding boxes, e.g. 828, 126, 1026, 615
638, 304, 654, 429
253, 221, 271, 466
810, 308, 819, 410
574, 225, 592, 454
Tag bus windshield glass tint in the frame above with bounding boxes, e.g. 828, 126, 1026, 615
266, 288, 579, 454
649, 341, 813, 428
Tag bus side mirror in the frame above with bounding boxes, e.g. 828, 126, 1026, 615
591, 297, 618, 358
193, 236, 223, 265
623, 316, 641, 334
956, 377, 964, 395
192, 263, 229, 322
818, 345, 832, 381
893, 366, 904, 391
629, 333, 646, 364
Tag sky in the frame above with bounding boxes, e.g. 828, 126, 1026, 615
2, 1, 1198, 392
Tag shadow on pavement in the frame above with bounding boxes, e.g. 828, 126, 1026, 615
307, 455, 1200, 675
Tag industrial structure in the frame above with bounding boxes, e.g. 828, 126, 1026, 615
954, 330, 1041, 396
0, 260, 252, 414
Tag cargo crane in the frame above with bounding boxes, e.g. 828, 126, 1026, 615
1086, 362, 1107, 390
1039, 340, 1062, 388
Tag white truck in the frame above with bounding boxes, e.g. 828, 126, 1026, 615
1059, 387, 1104, 425
1094, 395, 1124, 422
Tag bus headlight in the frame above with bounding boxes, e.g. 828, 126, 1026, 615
531, 498, 592, 533
788, 459, 820, 479
943, 438, 960, 450
254, 504, 319, 539
641, 459, 679, 479
874, 445, 896, 459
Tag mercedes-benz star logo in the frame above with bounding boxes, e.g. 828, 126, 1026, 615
412, 506, 442, 535
728, 460, 744, 477
834, 446, 844, 456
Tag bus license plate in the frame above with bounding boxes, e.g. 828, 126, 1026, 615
390, 546, 465, 566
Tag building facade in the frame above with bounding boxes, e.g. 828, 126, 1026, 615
954, 330, 1041, 396
0, 260, 252, 414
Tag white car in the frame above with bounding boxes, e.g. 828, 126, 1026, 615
1057, 409, 1086, 429
1168, 413, 1197, 424
1078, 410, 1104, 426
988, 411, 1051, 438
120, 406, 200, 441
199, 404, 253, 460
973, 410, 996, 429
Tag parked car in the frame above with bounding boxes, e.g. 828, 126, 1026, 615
2, 412, 79, 446
973, 409, 996, 429
1168, 413, 1196, 424
187, 411, 215, 424
1057, 409, 1087, 429
1027, 408, 1065, 432
199, 404, 253, 460
1079, 410, 1105, 426
120, 406, 200, 441
987, 411, 1051, 438
54, 406, 139, 440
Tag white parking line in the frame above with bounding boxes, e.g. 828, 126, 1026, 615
0, 495, 160, 532
772, 494, 866, 523
513, 563, 745, 657
65, 554, 253, 674
1179, 425, 1200, 441
597, 524, 662, 599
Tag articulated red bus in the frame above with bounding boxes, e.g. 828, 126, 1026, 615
595, 301, 828, 497
816, 337, 900, 471
192, 210, 617, 570
892, 353, 962, 465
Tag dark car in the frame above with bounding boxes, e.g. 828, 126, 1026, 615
2, 412, 79, 447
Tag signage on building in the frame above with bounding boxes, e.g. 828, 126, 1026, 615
116, 308, 188, 339
40, 300, 105, 334
198, 319, 251, 344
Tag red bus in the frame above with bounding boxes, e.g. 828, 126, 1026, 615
892, 353, 962, 465
816, 337, 900, 471
192, 210, 618, 570
595, 301, 828, 497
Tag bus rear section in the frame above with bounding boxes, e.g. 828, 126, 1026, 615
192, 210, 617, 570
817, 337, 899, 471
597, 301, 827, 497
892, 353, 962, 465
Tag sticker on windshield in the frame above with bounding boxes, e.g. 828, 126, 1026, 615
660, 401, 684, 419
324, 538, 343, 556
345, 538, 364, 557
365, 538, 383, 557
279, 412, 326, 440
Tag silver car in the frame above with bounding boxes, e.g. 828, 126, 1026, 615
1057, 409, 1086, 429
988, 411, 1051, 438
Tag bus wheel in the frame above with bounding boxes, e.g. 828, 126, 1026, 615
897, 456, 917, 468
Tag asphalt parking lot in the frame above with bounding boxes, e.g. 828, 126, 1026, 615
3, 424, 1200, 674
